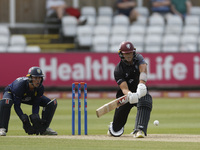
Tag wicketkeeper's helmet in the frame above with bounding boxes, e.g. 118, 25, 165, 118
26, 66, 44, 86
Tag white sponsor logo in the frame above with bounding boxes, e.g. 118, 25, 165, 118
39, 56, 115, 81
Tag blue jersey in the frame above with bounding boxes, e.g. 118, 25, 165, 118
5, 77, 44, 117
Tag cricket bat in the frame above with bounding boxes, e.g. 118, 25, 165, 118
96, 95, 129, 118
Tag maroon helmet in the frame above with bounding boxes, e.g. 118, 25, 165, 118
118, 41, 136, 59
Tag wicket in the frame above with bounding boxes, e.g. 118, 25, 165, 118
72, 82, 87, 135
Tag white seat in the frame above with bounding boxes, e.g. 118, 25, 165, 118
144, 35, 162, 52
0, 46, 7, 52
79, 16, 96, 26
162, 45, 179, 52
111, 25, 128, 36
185, 15, 200, 26
162, 34, 180, 52
25, 46, 41, 53
166, 15, 183, 26
198, 36, 200, 51
94, 25, 111, 36
92, 35, 109, 52
127, 35, 144, 52
113, 15, 130, 26
182, 26, 200, 36
109, 36, 128, 52
0, 35, 9, 46
0, 25, 10, 36
148, 13, 165, 26
145, 45, 161, 52
7, 45, 25, 53
180, 35, 198, 52
109, 44, 120, 53
62, 16, 78, 37
165, 25, 182, 35
129, 25, 146, 36
146, 26, 164, 35
109, 35, 127, 46
76, 25, 93, 47
132, 16, 148, 26
98, 6, 113, 17
190, 6, 200, 16
10, 35, 26, 46
96, 16, 112, 26
135, 7, 149, 17
81, 6, 96, 17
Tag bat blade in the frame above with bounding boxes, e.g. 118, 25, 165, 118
96, 95, 128, 118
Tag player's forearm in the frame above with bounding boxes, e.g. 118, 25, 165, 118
139, 64, 147, 84
14, 104, 23, 117
119, 81, 130, 95
153, 0, 170, 7
118, 2, 136, 9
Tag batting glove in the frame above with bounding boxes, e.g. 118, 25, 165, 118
127, 91, 139, 104
136, 83, 147, 99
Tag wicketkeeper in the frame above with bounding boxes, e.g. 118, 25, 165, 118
108, 41, 153, 138
0, 66, 57, 136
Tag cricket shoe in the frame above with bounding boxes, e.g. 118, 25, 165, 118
41, 128, 57, 135
132, 130, 144, 138
0, 128, 6, 136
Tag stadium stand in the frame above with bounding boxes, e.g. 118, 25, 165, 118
76, 25, 93, 48
98, 6, 113, 17
92, 35, 109, 52
113, 15, 130, 26
129, 25, 146, 36
127, 34, 144, 53
25, 46, 41, 53
162, 34, 180, 52
2, 4, 200, 53
96, 16, 112, 26
144, 35, 162, 53
109, 35, 127, 52
180, 35, 198, 52
61, 16, 78, 37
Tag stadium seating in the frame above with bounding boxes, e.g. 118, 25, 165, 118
61, 16, 78, 37
111, 25, 128, 36
25, 46, 41, 53
76, 25, 93, 47
129, 25, 146, 36
180, 35, 198, 52
98, 6, 113, 17
92, 35, 109, 52
10, 35, 27, 47
144, 35, 162, 52
148, 13, 165, 26
113, 15, 130, 26
127, 34, 144, 53
96, 16, 112, 26
162, 34, 180, 52
109, 35, 127, 52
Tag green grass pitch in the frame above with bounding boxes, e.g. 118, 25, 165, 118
0, 98, 200, 150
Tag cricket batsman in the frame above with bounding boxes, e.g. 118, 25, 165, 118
0, 66, 57, 136
108, 41, 153, 138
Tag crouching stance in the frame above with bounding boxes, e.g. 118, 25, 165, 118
108, 41, 153, 138
0, 66, 57, 136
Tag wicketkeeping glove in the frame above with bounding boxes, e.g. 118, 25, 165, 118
20, 114, 35, 135
29, 114, 42, 135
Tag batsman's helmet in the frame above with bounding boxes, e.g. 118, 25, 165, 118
26, 66, 44, 86
118, 41, 136, 59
